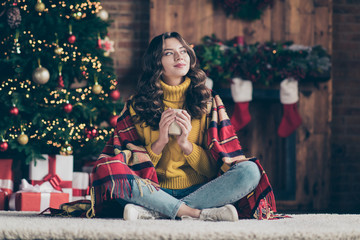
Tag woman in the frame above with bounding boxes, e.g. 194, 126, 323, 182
91, 32, 275, 221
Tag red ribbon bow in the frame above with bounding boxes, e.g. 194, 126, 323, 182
43, 173, 63, 191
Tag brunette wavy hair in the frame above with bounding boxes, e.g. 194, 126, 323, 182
129, 32, 211, 130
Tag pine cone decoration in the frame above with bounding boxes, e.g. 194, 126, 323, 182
7, 7, 21, 29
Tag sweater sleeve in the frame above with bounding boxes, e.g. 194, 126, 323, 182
145, 144, 162, 167
185, 143, 218, 179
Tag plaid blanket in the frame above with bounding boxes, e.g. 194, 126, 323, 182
90, 93, 277, 219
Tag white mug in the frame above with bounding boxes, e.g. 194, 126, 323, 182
168, 109, 183, 136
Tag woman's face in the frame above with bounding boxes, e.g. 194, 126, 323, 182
161, 37, 190, 85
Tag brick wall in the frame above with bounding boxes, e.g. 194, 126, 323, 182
101, 0, 150, 99
331, 0, 360, 213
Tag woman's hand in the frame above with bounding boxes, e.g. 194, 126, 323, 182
151, 108, 176, 155
175, 110, 193, 155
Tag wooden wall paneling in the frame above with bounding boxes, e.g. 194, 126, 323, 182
293, 90, 316, 209
166, 0, 184, 35
150, 0, 167, 39
212, 3, 227, 41
246, 8, 272, 44
271, 0, 286, 42
225, 18, 244, 41
181, 0, 198, 44
285, 0, 302, 42
314, 6, 331, 49
196, 0, 215, 43
298, 0, 315, 46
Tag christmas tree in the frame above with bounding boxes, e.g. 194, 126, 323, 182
0, 0, 123, 164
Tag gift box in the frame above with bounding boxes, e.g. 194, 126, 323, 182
29, 155, 73, 200
0, 191, 8, 210
14, 192, 69, 212
0, 159, 13, 194
72, 172, 90, 201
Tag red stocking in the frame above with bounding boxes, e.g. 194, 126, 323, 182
277, 103, 302, 138
231, 102, 251, 132
230, 78, 253, 132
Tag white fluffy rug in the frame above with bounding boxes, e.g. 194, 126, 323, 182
0, 211, 360, 239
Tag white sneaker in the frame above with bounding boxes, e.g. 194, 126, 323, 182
123, 204, 163, 220
199, 204, 238, 222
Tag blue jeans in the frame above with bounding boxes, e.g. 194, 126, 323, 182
116, 161, 261, 219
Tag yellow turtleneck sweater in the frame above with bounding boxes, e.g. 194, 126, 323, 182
129, 77, 217, 189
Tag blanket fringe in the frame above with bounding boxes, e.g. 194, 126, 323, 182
86, 186, 95, 218
97, 177, 156, 204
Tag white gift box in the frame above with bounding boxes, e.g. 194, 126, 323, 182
29, 154, 73, 200
72, 172, 90, 201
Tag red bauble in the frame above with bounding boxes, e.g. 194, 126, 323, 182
10, 106, 19, 116
63, 103, 73, 113
0, 141, 8, 152
109, 115, 119, 127
68, 34, 76, 44
109, 90, 121, 101
85, 127, 98, 139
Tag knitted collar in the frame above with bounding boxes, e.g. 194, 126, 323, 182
160, 77, 191, 102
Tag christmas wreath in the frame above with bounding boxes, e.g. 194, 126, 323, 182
218, 0, 273, 21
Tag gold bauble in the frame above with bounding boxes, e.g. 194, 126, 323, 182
32, 66, 50, 85
54, 46, 63, 55
92, 83, 102, 94
35, 1, 45, 12
60, 143, 73, 156
18, 133, 29, 145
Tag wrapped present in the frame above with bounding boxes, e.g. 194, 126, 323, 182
0, 191, 8, 210
29, 154, 73, 200
72, 172, 90, 201
0, 159, 13, 194
12, 179, 69, 212
15, 192, 69, 212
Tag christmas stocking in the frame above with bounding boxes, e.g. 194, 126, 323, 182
230, 78, 253, 131
277, 78, 302, 138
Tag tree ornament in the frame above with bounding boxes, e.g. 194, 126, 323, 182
32, 66, 50, 84
10, 106, 19, 116
54, 46, 64, 55
92, 83, 102, 94
97, 9, 109, 21
58, 63, 64, 88
92, 75, 102, 94
109, 89, 121, 101
60, 142, 73, 155
97, 33, 102, 49
67, 24, 76, 44
85, 126, 98, 139
17, 133, 29, 145
100, 36, 115, 56
7, 5, 22, 29
109, 114, 119, 128
35, 0, 45, 12
63, 101, 73, 113
68, 35, 76, 44
0, 140, 8, 152
32, 59, 50, 85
